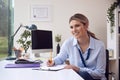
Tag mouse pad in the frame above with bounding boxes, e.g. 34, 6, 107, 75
5, 63, 40, 68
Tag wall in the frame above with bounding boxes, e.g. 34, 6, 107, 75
14, 0, 114, 55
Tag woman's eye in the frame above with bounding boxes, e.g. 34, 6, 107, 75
70, 26, 73, 29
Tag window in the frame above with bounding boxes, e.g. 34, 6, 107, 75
0, 0, 14, 59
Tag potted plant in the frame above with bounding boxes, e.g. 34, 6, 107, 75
107, 0, 119, 34
55, 34, 61, 54
16, 30, 31, 53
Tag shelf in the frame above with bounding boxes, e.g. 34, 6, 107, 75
107, 6, 120, 80
109, 58, 116, 60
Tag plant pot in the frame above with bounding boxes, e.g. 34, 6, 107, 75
14, 50, 22, 59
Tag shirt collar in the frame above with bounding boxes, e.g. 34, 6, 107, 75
89, 36, 95, 49
73, 36, 95, 50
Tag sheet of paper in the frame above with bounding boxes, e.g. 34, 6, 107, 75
40, 64, 66, 71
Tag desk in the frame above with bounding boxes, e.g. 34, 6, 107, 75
0, 60, 84, 80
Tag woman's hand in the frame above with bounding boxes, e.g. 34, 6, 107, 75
47, 60, 55, 67
64, 65, 80, 72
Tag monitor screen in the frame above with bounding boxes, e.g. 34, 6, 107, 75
31, 30, 53, 53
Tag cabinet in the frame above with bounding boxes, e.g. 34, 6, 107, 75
107, 7, 120, 80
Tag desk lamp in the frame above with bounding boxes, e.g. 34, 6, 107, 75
7, 24, 37, 60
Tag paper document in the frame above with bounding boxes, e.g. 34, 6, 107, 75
40, 64, 66, 71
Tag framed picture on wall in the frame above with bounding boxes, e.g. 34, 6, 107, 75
31, 5, 51, 21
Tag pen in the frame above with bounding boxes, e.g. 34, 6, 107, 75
32, 68, 48, 71
32, 68, 56, 71
32, 68, 40, 70
49, 51, 52, 63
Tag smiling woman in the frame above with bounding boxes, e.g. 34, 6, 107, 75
47, 13, 106, 80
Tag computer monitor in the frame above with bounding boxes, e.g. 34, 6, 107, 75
31, 30, 53, 54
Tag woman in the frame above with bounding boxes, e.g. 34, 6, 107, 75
47, 13, 106, 80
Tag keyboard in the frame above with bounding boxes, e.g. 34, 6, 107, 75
15, 59, 42, 64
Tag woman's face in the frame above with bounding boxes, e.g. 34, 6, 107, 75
69, 20, 87, 39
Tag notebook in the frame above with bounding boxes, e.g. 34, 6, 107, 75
40, 64, 66, 71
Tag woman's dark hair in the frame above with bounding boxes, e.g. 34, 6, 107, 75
69, 13, 98, 39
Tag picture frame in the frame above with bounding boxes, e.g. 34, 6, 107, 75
31, 5, 51, 21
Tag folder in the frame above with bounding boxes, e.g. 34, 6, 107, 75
5, 63, 40, 68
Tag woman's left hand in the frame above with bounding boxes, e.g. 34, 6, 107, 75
64, 65, 80, 72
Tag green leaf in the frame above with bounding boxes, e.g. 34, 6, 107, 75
16, 30, 31, 53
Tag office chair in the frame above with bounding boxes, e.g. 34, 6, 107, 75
105, 49, 116, 80
105, 49, 109, 80
94, 49, 109, 80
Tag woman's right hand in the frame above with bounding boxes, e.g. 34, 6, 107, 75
47, 60, 55, 67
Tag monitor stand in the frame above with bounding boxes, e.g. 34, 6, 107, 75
34, 53, 40, 57
33, 53, 43, 63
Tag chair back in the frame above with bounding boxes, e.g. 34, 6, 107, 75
105, 49, 109, 80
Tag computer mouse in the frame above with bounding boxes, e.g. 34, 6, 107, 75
34, 60, 43, 64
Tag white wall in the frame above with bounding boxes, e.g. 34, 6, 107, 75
14, 0, 114, 55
